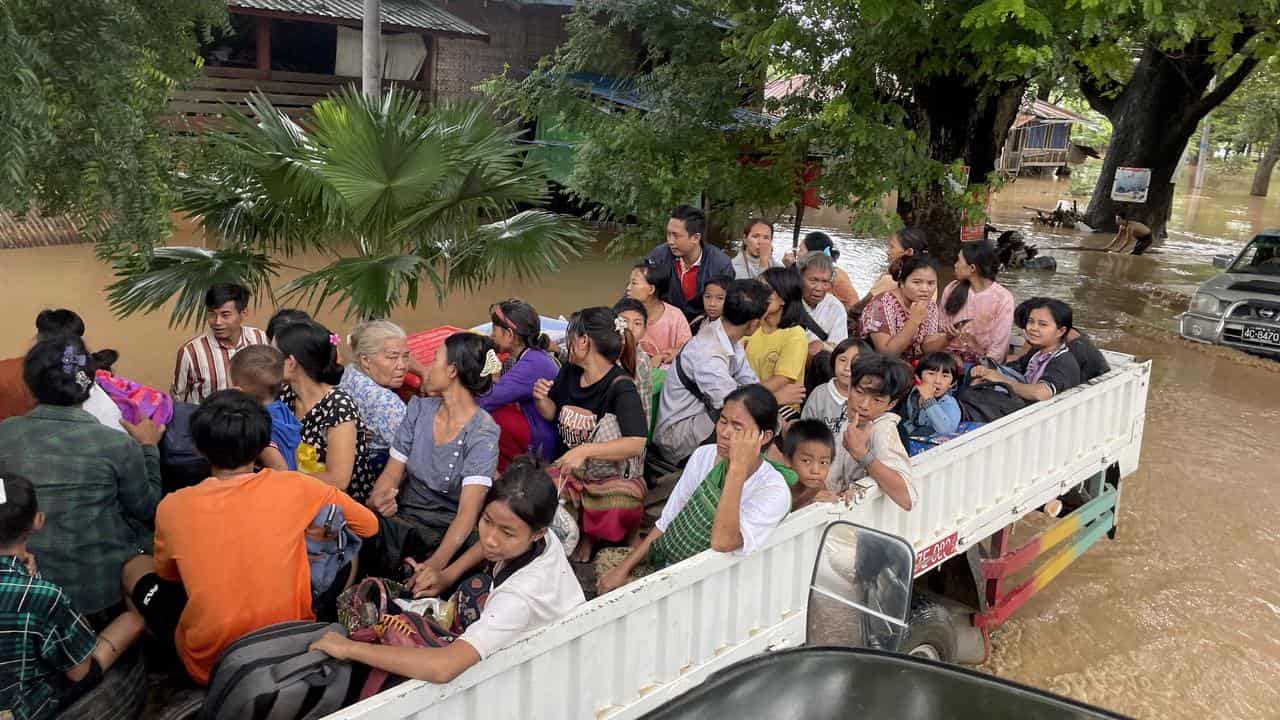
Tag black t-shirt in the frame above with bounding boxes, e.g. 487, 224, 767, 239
548, 364, 648, 447
1010, 347, 1082, 397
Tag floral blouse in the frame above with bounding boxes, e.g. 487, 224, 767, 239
338, 365, 406, 451
287, 387, 377, 503
859, 291, 940, 363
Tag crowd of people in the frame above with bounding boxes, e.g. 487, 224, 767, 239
0, 204, 1112, 718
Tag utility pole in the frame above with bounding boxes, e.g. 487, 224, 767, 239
362, 0, 382, 98
1192, 77, 1215, 191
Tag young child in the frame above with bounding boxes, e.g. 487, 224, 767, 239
230, 344, 301, 471
801, 338, 870, 435
900, 351, 961, 438
124, 390, 379, 685
782, 419, 836, 511
0, 474, 145, 719
828, 353, 917, 511
689, 277, 729, 335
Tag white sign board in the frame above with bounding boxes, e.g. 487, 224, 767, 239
1111, 167, 1151, 203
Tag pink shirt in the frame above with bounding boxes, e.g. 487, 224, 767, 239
640, 302, 693, 365
940, 280, 1015, 363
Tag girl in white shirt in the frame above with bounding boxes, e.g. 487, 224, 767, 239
310, 458, 585, 683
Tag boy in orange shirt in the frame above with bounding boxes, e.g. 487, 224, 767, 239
123, 390, 378, 685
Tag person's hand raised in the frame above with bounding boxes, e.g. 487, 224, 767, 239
120, 418, 165, 447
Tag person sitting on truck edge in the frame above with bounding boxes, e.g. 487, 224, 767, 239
595, 385, 793, 594
969, 298, 1082, 404
123, 390, 379, 685
652, 279, 770, 464
688, 276, 729, 336
781, 419, 836, 511
898, 352, 962, 438
0, 473, 146, 720
1008, 297, 1111, 382
309, 457, 585, 684
826, 354, 917, 511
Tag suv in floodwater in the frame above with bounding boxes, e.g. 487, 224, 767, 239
1181, 230, 1280, 358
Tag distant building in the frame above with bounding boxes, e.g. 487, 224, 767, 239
168, 0, 578, 128
998, 99, 1089, 177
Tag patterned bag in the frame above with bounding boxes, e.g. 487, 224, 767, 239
336, 577, 405, 633
350, 611, 456, 700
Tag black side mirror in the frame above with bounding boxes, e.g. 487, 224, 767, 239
807, 521, 915, 652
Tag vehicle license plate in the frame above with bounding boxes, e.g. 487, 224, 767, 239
1242, 326, 1280, 347
914, 532, 959, 576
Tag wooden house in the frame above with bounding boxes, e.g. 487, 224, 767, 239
998, 99, 1089, 176
168, 0, 577, 128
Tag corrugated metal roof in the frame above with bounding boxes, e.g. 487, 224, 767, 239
1013, 99, 1088, 127
227, 0, 486, 37
569, 72, 776, 129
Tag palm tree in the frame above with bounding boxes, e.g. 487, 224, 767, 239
108, 87, 590, 325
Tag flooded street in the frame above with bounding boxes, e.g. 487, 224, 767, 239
2, 168, 1279, 718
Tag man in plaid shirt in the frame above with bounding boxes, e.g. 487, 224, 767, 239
0, 474, 144, 720
0, 337, 164, 618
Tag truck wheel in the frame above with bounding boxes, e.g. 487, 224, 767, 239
902, 597, 957, 663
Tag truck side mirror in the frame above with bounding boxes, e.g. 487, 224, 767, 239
1212, 254, 1232, 269
807, 521, 915, 652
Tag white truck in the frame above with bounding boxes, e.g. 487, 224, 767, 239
328, 350, 1151, 720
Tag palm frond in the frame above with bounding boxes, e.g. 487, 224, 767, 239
282, 252, 446, 321
106, 246, 277, 328
447, 210, 591, 292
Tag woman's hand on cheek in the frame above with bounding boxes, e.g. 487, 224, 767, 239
727, 427, 762, 469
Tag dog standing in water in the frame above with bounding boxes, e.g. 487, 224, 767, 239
1103, 214, 1154, 255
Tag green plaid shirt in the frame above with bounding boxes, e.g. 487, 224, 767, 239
0, 405, 161, 614
0, 555, 97, 720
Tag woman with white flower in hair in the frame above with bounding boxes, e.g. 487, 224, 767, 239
533, 307, 648, 562
365, 332, 503, 578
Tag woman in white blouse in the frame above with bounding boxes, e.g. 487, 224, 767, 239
310, 458, 585, 683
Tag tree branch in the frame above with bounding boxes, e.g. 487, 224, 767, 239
1192, 54, 1261, 120
1075, 61, 1119, 119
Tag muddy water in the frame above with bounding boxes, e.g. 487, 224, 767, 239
2, 169, 1279, 718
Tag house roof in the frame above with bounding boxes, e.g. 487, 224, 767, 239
569, 72, 776, 129
1013, 99, 1089, 128
226, 0, 487, 37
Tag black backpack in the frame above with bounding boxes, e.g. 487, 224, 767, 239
203, 621, 352, 720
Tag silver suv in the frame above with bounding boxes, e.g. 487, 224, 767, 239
1180, 231, 1280, 358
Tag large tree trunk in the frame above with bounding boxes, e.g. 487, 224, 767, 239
1081, 38, 1259, 237
899, 75, 1026, 261
1251, 131, 1280, 197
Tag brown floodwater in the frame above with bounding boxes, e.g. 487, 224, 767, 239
2, 168, 1279, 718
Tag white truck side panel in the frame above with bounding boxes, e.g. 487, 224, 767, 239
327, 356, 1151, 720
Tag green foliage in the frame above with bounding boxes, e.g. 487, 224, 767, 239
493, 0, 1074, 256
111, 88, 592, 325
0, 0, 225, 255
1209, 56, 1280, 154
486, 0, 805, 255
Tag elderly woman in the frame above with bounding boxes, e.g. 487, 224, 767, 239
340, 321, 411, 474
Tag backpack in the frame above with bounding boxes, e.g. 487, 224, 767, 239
203, 621, 352, 720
